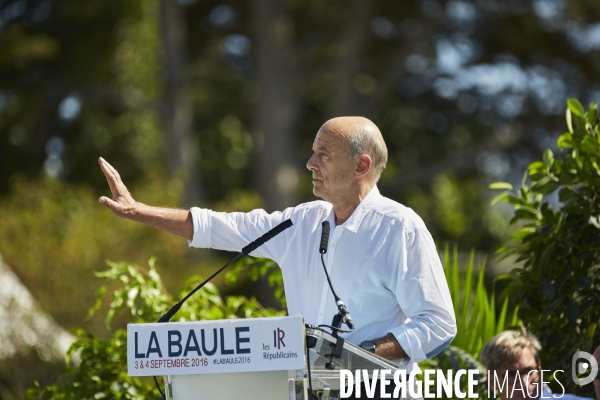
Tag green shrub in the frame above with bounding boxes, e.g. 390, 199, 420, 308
27, 258, 284, 399
421, 246, 520, 399
491, 98, 600, 397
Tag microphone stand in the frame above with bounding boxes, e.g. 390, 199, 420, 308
157, 219, 293, 323
317, 221, 353, 370
152, 218, 293, 399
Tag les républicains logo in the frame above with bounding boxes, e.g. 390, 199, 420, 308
262, 327, 298, 361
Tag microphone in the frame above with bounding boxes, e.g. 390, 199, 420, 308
242, 219, 293, 255
319, 221, 330, 254
337, 300, 354, 330
158, 218, 293, 323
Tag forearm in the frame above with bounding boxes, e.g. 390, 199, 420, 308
373, 333, 408, 360
124, 202, 193, 240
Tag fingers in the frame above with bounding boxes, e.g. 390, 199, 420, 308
98, 157, 120, 197
99, 195, 119, 212
98, 157, 130, 199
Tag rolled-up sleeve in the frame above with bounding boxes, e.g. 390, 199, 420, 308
188, 207, 212, 248
187, 207, 291, 261
389, 228, 457, 362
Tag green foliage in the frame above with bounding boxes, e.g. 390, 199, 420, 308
0, 24, 60, 67
28, 329, 152, 400
490, 98, 600, 396
89, 258, 284, 325
27, 258, 283, 399
442, 246, 519, 357
420, 246, 520, 400
225, 257, 286, 308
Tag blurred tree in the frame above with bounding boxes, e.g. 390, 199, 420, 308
251, 0, 300, 211
0, 174, 212, 334
2, 0, 600, 247
158, 0, 202, 204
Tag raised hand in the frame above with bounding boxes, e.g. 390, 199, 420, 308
98, 157, 138, 218
97, 157, 193, 239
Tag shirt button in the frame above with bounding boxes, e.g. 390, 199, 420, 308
319, 313, 323, 317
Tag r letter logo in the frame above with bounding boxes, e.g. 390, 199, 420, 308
273, 328, 286, 349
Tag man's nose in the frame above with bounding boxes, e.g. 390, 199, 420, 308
306, 154, 317, 171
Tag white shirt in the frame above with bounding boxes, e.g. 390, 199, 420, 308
189, 186, 456, 363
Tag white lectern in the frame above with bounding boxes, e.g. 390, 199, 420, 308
128, 316, 407, 399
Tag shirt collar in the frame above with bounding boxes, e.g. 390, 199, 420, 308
339, 185, 381, 233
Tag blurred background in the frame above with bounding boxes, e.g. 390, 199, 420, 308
1, 0, 599, 397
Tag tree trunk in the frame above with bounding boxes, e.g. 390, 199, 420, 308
250, 0, 300, 308
251, 0, 299, 213
330, 0, 376, 117
158, 0, 202, 205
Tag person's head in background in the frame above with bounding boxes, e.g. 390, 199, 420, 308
480, 330, 542, 400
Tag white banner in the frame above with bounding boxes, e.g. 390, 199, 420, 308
127, 316, 305, 376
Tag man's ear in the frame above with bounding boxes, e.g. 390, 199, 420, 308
355, 154, 372, 178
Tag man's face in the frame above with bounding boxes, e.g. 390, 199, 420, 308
494, 348, 540, 400
306, 128, 357, 204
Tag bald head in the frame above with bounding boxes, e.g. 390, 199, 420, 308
319, 117, 388, 181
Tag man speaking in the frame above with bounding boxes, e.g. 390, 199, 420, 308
99, 116, 456, 369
